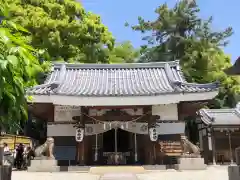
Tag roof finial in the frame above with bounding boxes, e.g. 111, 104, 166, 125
58, 64, 66, 82
236, 102, 240, 109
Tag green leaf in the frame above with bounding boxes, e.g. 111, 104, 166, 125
27, 95, 33, 102
7, 55, 18, 66
0, 28, 10, 44
0, 59, 8, 69
8, 21, 29, 33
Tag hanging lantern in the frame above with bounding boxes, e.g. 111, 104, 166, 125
121, 123, 124, 130
126, 122, 129, 129
75, 128, 84, 142
149, 127, 158, 141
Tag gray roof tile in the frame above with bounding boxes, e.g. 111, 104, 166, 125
27, 61, 219, 97
198, 104, 240, 126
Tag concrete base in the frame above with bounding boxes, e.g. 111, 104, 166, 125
0, 165, 12, 180
28, 160, 60, 172
228, 165, 240, 180
174, 157, 207, 170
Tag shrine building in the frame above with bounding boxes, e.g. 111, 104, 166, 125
198, 103, 240, 165
27, 61, 219, 166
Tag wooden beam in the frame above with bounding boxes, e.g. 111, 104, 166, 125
178, 101, 209, 117
85, 115, 159, 122
28, 103, 54, 121
87, 105, 148, 109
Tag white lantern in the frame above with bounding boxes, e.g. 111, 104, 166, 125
75, 128, 84, 142
149, 127, 158, 141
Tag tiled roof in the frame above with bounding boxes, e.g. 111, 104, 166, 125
198, 103, 240, 126
224, 57, 240, 75
27, 61, 219, 97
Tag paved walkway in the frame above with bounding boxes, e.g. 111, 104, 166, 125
137, 166, 228, 180
100, 173, 138, 180
12, 171, 100, 180
12, 166, 229, 180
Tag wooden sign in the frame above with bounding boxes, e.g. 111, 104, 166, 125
54, 105, 81, 122
159, 140, 182, 156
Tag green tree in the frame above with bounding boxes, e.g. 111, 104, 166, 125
109, 41, 140, 63
0, 2, 42, 132
131, 0, 240, 108
6, 0, 114, 63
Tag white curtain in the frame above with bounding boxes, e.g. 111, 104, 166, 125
85, 122, 149, 136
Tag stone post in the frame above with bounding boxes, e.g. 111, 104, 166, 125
228, 165, 240, 180
0, 131, 12, 180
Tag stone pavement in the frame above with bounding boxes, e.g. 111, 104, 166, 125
100, 173, 138, 180
137, 166, 228, 180
12, 166, 229, 180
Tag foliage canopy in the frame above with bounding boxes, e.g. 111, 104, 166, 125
109, 41, 140, 63
131, 0, 240, 108
6, 0, 115, 63
0, 2, 43, 132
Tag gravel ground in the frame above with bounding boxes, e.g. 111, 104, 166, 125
12, 166, 229, 180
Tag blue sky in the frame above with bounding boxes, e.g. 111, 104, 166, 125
83, 0, 239, 63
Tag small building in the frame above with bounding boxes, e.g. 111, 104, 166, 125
27, 61, 219, 165
198, 103, 240, 165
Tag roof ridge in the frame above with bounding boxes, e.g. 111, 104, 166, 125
200, 109, 213, 118
180, 81, 220, 89
203, 108, 236, 113
164, 63, 183, 92
198, 109, 214, 124
234, 104, 240, 117
236, 102, 240, 109
53, 60, 180, 69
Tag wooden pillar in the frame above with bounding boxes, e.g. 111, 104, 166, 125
75, 140, 85, 165
75, 106, 87, 165
153, 142, 157, 164
144, 136, 150, 164
148, 142, 155, 164
226, 130, 234, 164
76, 142, 80, 164
211, 129, 217, 165
81, 139, 85, 164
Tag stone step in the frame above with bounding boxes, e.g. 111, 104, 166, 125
143, 165, 166, 170
31, 160, 57, 167
89, 166, 145, 174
